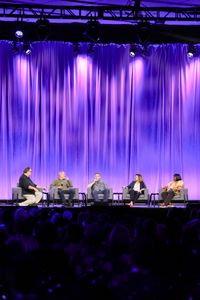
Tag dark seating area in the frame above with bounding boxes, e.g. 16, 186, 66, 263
0, 206, 199, 299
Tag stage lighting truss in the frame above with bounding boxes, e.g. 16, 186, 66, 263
1, 4, 200, 24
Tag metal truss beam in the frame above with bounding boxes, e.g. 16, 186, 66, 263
0, 4, 200, 23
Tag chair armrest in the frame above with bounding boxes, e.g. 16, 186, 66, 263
122, 187, 129, 199
180, 188, 188, 201
49, 187, 79, 200
73, 188, 79, 199
87, 187, 92, 200
108, 188, 113, 200
143, 188, 149, 199
12, 187, 24, 200
49, 187, 59, 200
87, 187, 113, 200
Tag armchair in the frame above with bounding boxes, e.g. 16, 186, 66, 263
12, 186, 25, 205
12, 186, 47, 206
87, 187, 113, 205
122, 187, 149, 206
49, 187, 79, 206
159, 188, 188, 206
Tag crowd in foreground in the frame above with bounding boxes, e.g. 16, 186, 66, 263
0, 206, 199, 299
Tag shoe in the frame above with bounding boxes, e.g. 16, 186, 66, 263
160, 203, 167, 207
128, 201, 134, 208
168, 203, 174, 207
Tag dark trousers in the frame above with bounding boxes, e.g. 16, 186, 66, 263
58, 188, 75, 205
92, 189, 109, 202
129, 190, 141, 203
161, 189, 175, 203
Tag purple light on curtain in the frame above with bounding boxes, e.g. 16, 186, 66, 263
0, 41, 200, 199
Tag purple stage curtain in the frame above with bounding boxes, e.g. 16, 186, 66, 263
0, 41, 199, 199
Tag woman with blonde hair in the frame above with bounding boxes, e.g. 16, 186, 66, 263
126, 174, 147, 207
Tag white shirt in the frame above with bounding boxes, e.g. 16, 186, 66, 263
133, 182, 140, 192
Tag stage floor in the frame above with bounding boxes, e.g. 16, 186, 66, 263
0, 201, 188, 209
0, 199, 199, 211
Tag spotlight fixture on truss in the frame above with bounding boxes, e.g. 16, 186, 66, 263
187, 44, 196, 58
15, 22, 24, 39
83, 20, 101, 43
36, 19, 49, 41
130, 44, 144, 57
129, 43, 151, 58
15, 30, 23, 39
137, 21, 151, 44
23, 42, 31, 55
129, 44, 137, 57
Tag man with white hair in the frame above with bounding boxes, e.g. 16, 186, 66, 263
50, 171, 75, 206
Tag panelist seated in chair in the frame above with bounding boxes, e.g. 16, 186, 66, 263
18, 167, 44, 206
50, 171, 75, 206
87, 172, 109, 203
126, 173, 147, 207
160, 173, 184, 207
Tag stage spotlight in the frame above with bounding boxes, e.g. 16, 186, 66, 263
187, 44, 195, 58
23, 43, 31, 55
36, 19, 49, 41
15, 22, 24, 39
129, 45, 138, 57
137, 21, 151, 44
130, 49, 135, 57
15, 30, 23, 39
84, 20, 101, 42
